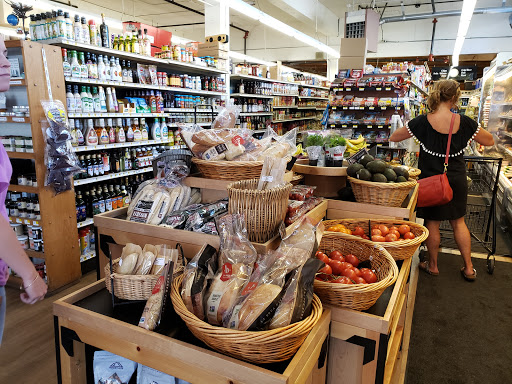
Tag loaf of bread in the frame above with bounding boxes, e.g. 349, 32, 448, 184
237, 284, 282, 331
117, 243, 143, 275
134, 244, 158, 275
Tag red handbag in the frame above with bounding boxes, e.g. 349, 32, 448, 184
417, 114, 455, 208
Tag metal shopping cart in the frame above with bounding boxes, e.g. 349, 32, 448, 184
440, 156, 503, 274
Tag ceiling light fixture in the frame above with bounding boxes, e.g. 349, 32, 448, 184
451, 0, 477, 66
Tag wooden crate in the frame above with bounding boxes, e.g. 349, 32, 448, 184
53, 280, 331, 384
326, 184, 418, 221
326, 257, 413, 384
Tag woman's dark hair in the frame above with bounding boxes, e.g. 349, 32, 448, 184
427, 79, 461, 111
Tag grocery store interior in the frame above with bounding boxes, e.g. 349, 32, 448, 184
0, 0, 511, 383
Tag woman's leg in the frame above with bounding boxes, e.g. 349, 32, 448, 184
424, 219, 441, 274
449, 217, 474, 275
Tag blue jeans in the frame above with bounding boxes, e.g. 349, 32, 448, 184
0, 286, 5, 344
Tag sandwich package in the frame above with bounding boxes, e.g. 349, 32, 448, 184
138, 263, 171, 331
181, 243, 218, 320
116, 243, 143, 275
93, 350, 137, 384
205, 214, 257, 326
134, 244, 158, 275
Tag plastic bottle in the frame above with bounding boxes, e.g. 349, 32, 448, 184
66, 85, 75, 113
115, 58, 122, 82
111, 88, 119, 112
106, 87, 115, 113
104, 56, 111, 80
29, 15, 37, 41
107, 118, 116, 144
85, 119, 98, 146
98, 86, 107, 112
115, 118, 126, 143
62, 49, 71, 77
88, 19, 98, 46
151, 118, 161, 140
161, 118, 169, 141
109, 56, 117, 82
97, 55, 105, 80
73, 85, 82, 113
73, 15, 82, 43
78, 52, 88, 79
80, 86, 89, 113
56, 10, 65, 38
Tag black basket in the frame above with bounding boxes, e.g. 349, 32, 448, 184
153, 148, 193, 177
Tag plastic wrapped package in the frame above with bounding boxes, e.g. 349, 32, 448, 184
181, 244, 218, 320
134, 244, 158, 275
93, 351, 137, 384
150, 246, 178, 275
285, 197, 323, 226
157, 163, 190, 189
184, 200, 228, 232
276, 216, 319, 271
41, 100, 82, 194
136, 365, 176, 384
117, 243, 143, 275
138, 265, 170, 331
257, 156, 287, 190
211, 104, 241, 129
127, 185, 173, 225
289, 185, 316, 201
162, 204, 203, 229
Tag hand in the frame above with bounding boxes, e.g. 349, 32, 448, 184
20, 274, 48, 304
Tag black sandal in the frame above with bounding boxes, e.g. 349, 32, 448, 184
461, 267, 477, 282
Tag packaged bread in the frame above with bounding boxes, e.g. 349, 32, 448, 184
150, 246, 178, 275
134, 244, 158, 275
181, 244, 218, 320
117, 243, 143, 275
138, 264, 170, 331
211, 105, 240, 129
128, 185, 172, 225
127, 179, 158, 218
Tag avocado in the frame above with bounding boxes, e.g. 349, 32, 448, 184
366, 160, 387, 174
338, 186, 356, 201
388, 181, 395, 183
372, 173, 388, 183
393, 166, 410, 180
347, 163, 364, 177
383, 168, 397, 182
396, 175, 407, 183
359, 154, 375, 167
357, 168, 372, 181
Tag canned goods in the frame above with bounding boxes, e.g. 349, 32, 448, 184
11, 223, 23, 236
17, 235, 29, 249
27, 225, 34, 238
29, 237, 35, 250
33, 239, 42, 252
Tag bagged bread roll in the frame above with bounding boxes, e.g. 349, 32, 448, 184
237, 284, 282, 331
257, 142, 290, 160
138, 264, 171, 331
128, 186, 169, 224
150, 247, 178, 275
148, 190, 173, 225
192, 128, 234, 147
117, 243, 142, 274
134, 244, 158, 275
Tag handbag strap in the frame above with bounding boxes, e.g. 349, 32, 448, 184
444, 114, 456, 173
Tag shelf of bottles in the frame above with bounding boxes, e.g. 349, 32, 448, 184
230, 74, 330, 90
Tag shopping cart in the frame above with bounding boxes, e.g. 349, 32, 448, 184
440, 156, 503, 274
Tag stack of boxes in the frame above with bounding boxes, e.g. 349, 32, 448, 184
197, 42, 228, 71
338, 38, 367, 70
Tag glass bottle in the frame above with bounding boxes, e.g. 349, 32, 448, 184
126, 61, 134, 83
100, 13, 110, 48
88, 19, 98, 46
66, 85, 75, 113
115, 118, 126, 143
125, 118, 134, 142
104, 55, 111, 80
70, 50, 80, 78
124, 32, 131, 52
86, 154, 94, 177
97, 54, 106, 80
103, 185, 112, 212
107, 118, 116, 144
109, 185, 117, 210
132, 31, 139, 54
143, 28, 151, 56
85, 119, 98, 146
115, 58, 122, 82
121, 60, 128, 83
78, 52, 88, 79
62, 48, 71, 77
80, 86, 90, 113
132, 119, 142, 142
98, 119, 109, 145
81, 17, 90, 44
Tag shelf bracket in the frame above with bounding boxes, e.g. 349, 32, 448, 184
345, 335, 377, 365
60, 326, 82, 357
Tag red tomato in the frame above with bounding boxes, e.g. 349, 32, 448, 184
404, 231, 416, 240
385, 233, 398, 242
378, 225, 390, 236
352, 268, 362, 277
361, 234, 370, 240
354, 276, 368, 284
316, 252, 330, 264
345, 254, 360, 267
372, 235, 386, 242
389, 226, 399, 232
371, 224, 380, 230
371, 228, 382, 236
352, 226, 365, 236
329, 250, 345, 262
398, 224, 411, 235
389, 229, 401, 239
332, 276, 353, 284
342, 268, 358, 281
361, 269, 378, 284
319, 264, 332, 275
338, 262, 353, 272
329, 260, 345, 275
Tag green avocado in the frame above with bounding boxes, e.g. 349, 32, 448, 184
383, 168, 397, 182
393, 166, 410, 180
357, 168, 372, 181
366, 160, 387, 174
388, 181, 395, 183
372, 173, 388, 183
347, 163, 364, 178
396, 175, 407, 183
359, 154, 375, 167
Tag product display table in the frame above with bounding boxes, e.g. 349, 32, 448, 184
326, 257, 413, 384
53, 279, 331, 384
292, 160, 347, 198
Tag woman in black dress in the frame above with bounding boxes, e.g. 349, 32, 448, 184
390, 79, 494, 281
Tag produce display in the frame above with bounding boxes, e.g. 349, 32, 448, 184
345, 135, 368, 155
326, 223, 415, 242
314, 249, 378, 285
346, 154, 411, 183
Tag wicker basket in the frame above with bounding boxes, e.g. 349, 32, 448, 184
105, 258, 184, 301
227, 179, 292, 243
171, 274, 322, 364
291, 174, 304, 185
323, 219, 429, 260
408, 168, 421, 179
347, 176, 417, 207
314, 234, 399, 310
192, 157, 292, 181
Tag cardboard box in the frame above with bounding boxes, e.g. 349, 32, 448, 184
269, 61, 282, 80
198, 41, 228, 51
338, 56, 366, 70
216, 58, 229, 71
197, 48, 229, 60
339, 38, 367, 57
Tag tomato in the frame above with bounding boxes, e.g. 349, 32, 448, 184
319, 264, 332, 275
327, 226, 338, 232
378, 225, 390, 236
389, 229, 401, 239
352, 268, 362, 277
371, 228, 382, 236
344, 228, 353, 235
338, 262, 353, 272
342, 268, 358, 280
398, 224, 411, 235
389, 226, 399, 232
404, 231, 416, 240
372, 235, 386, 242
354, 276, 368, 284
385, 233, 398, 242
332, 276, 353, 284
329, 250, 344, 261
371, 224, 380, 230
361, 234, 370, 240
329, 260, 345, 275
316, 252, 330, 264
345, 254, 360, 267
352, 226, 365, 236
361, 268, 378, 284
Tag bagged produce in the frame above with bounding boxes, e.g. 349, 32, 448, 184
134, 244, 158, 275
181, 244, 218, 320
205, 214, 257, 325
93, 350, 137, 384
117, 243, 142, 275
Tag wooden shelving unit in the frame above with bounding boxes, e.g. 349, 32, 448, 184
5, 40, 81, 292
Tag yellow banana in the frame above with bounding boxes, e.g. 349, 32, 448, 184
348, 135, 365, 145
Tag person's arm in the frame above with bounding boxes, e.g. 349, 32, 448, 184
389, 126, 412, 142
0, 215, 47, 303
474, 128, 494, 146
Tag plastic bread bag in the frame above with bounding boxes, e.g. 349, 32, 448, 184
127, 179, 159, 218
93, 350, 137, 384
41, 100, 82, 194
256, 129, 297, 161
205, 214, 258, 326
117, 243, 143, 275
162, 204, 203, 229
134, 244, 158, 275
138, 263, 171, 331
269, 258, 324, 329
257, 156, 287, 190
184, 199, 228, 232
157, 163, 190, 189
136, 364, 176, 384
128, 186, 172, 225
150, 246, 178, 275
211, 103, 241, 129
181, 243, 218, 320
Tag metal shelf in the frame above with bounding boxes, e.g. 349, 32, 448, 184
77, 218, 94, 228
332, 86, 395, 92
239, 112, 272, 116
331, 106, 403, 111
74, 167, 153, 186
409, 80, 428, 96
80, 251, 96, 263
230, 74, 330, 89
297, 96, 328, 100
73, 142, 183, 153
271, 116, 317, 123
48, 38, 228, 75
164, 108, 218, 113
273, 105, 297, 109
68, 112, 166, 118
230, 93, 273, 99
299, 83, 330, 90
327, 123, 391, 129
273, 93, 299, 97
0, 116, 31, 123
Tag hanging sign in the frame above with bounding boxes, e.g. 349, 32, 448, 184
431, 66, 477, 81
7, 14, 19, 26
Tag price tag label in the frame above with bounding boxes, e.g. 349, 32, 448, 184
330, 124, 335, 128
347, 148, 370, 165
342, 124, 348, 128
33, 221, 39, 226
359, 87, 365, 91
382, 107, 387, 110
368, 125, 373, 128
345, 87, 351, 91
353, 124, 358, 128
378, 125, 384, 129
10, 80, 22, 85
376, 87, 382, 91
24, 219, 30, 225
0, 117, 7, 122
16, 218, 22, 224
385, 87, 392, 91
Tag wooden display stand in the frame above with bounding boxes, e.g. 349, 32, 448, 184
292, 160, 347, 198
53, 279, 331, 384
5, 40, 81, 292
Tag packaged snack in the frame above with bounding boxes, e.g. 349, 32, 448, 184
181, 243, 218, 320
93, 351, 137, 384
148, 65, 158, 85
117, 243, 142, 275
342, 95, 354, 106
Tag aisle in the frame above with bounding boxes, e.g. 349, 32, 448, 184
406, 252, 512, 384
0, 273, 96, 384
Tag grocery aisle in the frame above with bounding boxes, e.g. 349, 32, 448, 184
0, 273, 96, 384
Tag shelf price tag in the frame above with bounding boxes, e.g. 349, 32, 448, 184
0, 117, 7, 122
352, 125, 358, 128
342, 124, 348, 128
378, 125, 384, 129
367, 125, 373, 128
385, 87, 392, 91
16, 218, 22, 224
376, 87, 382, 91
359, 87, 365, 91
345, 87, 351, 91
369, 107, 375, 110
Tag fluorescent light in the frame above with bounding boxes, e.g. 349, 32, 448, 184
229, 51, 276, 66
451, 0, 477, 66
228, 0, 265, 21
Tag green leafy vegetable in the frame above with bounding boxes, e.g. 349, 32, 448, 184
305, 134, 324, 147
326, 135, 347, 148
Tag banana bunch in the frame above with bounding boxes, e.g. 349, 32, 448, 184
346, 135, 367, 154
